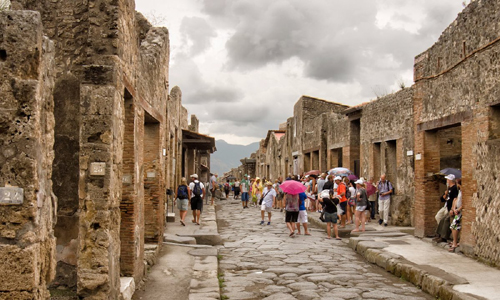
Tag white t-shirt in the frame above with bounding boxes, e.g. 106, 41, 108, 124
234, 181, 240, 187
189, 180, 205, 199
262, 187, 276, 207
349, 186, 356, 199
209, 176, 216, 189
240, 180, 248, 193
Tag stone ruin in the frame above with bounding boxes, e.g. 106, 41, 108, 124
0, 1, 215, 299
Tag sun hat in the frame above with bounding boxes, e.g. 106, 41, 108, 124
190, 174, 198, 179
445, 174, 456, 181
334, 176, 342, 181
266, 181, 273, 186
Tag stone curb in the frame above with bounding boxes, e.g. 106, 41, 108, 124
348, 236, 482, 300
187, 203, 221, 300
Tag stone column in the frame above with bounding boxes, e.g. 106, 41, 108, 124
0, 11, 56, 300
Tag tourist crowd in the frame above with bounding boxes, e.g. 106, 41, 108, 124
173, 171, 462, 252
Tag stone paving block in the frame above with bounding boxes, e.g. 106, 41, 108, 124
262, 292, 298, 300
163, 233, 196, 244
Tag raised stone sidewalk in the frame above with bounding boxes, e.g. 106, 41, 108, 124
307, 211, 500, 300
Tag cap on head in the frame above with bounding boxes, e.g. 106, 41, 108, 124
334, 176, 342, 181
191, 174, 198, 179
266, 181, 273, 186
445, 174, 456, 181
354, 179, 364, 185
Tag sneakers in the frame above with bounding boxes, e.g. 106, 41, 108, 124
378, 219, 383, 225
260, 221, 264, 225
267, 222, 271, 225
384, 223, 388, 227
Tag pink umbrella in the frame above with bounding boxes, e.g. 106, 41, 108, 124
280, 180, 307, 195
366, 181, 376, 196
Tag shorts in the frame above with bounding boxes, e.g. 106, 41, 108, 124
297, 210, 308, 223
339, 201, 347, 215
285, 211, 299, 223
261, 203, 272, 212
190, 196, 203, 211
324, 212, 338, 223
356, 205, 367, 212
241, 192, 249, 201
177, 198, 189, 211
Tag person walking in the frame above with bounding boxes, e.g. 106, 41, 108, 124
260, 181, 276, 225
240, 176, 249, 208
209, 173, 217, 206
233, 179, 241, 200
284, 192, 300, 237
335, 176, 348, 228
175, 177, 190, 226
318, 188, 340, 240
352, 179, 368, 232
296, 192, 310, 235
377, 174, 393, 226
224, 180, 230, 199
188, 174, 205, 225
367, 177, 377, 220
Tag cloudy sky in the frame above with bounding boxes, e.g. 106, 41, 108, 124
136, 0, 466, 145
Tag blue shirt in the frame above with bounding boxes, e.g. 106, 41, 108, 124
299, 192, 307, 211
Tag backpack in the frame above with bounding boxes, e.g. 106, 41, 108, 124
193, 182, 202, 197
177, 185, 188, 199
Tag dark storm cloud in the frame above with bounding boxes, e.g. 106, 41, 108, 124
200, 0, 462, 87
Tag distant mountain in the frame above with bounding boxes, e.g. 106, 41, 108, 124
210, 140, 259, 176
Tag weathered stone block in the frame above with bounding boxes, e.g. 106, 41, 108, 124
0, 244, 39, 291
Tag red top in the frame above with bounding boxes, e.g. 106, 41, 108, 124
337, 183, 347, 203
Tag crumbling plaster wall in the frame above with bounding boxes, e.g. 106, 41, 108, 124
0, 11, 56, 300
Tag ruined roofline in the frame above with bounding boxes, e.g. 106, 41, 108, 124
344, 86, 414, 115
300, 95, 350, 108
263, 129, 287, 148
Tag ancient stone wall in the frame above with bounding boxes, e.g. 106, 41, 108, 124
359, 88, 414, 226
326, 113, 349, 169
0, 11, 56, 300
413, 0, 500, 266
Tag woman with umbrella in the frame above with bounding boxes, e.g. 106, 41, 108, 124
280, 180, 306, 237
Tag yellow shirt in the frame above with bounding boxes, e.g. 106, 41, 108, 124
252, 182, 263, 195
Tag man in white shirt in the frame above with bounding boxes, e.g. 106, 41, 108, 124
260, 181, 276, 225
189, 174, 205, 225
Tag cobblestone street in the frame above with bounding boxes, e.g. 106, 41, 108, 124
217, 199, 432, 300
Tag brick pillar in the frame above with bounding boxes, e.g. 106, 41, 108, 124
119, 94, 144, 280
144, 120, 161, 244
414, 130, 441, 237
460, 119, 479, 247
0, 11, 56, 300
